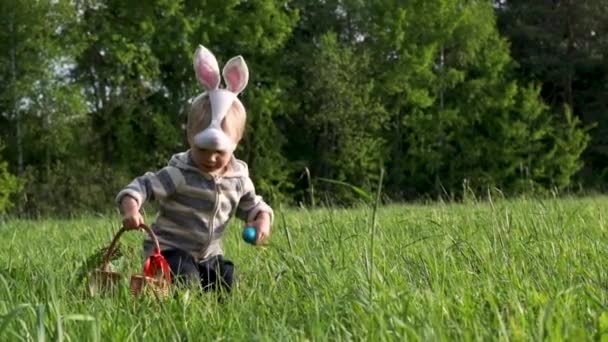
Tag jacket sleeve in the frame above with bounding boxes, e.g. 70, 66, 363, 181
236, 176, 274, 223
115, 166, 182, 209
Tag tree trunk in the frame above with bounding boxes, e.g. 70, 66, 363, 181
44, 107, 51, 180
564, 0, 575, 112
9, 15, 23, 175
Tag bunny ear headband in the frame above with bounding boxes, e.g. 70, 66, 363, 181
192, 45, 249, 152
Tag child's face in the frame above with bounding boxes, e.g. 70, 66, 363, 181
191, 147, 233, 174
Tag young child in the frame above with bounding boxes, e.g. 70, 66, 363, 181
115, 45, 273, 292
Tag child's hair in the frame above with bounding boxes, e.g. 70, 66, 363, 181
186, 93, 247, 147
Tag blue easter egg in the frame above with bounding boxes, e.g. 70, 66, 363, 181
242, 226, 257, 244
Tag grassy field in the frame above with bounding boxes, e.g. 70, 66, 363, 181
1, 196, 608, 341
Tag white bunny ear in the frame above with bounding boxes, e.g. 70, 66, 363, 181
222, 56, 249, 94
193, 45, 220, 90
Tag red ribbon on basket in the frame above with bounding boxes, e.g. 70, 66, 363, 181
143, 247, 172, 283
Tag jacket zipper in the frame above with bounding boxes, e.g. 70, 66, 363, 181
206, 176, 221, 256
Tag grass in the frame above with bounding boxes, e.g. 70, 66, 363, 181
1, 196, 608, 341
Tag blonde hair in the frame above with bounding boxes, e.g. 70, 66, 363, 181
186, 93, 247, 147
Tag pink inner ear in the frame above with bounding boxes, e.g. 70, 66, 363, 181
225, 68, 243, 93
197, 61, 219, 90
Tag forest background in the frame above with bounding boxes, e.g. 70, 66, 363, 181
1, 0, 607, 217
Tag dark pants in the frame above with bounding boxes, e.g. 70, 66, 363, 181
162, 249, 234, 293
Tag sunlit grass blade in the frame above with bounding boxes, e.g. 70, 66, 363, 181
0, 303, 32, 336
316, 178, 373, 202
60, 314, 100, 342
36, 304, 45, 342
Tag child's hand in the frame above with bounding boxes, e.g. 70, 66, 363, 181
123, 212, 145, 229
121, 196, 144, 229
248, 211, 271, 244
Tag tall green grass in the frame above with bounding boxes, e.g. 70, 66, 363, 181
1, 196, 608, 341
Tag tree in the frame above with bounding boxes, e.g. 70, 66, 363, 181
496, 0, 608, 185
364, 0, 589, 197
0, 0, 84, 176
290, 33, 386, 203
73, 0, 180, 169
0, 139, 21, 214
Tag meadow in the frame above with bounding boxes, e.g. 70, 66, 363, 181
1, 196, 607, 341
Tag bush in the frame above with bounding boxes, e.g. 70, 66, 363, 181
0, 158, 21, 215
13, 161, 131, 218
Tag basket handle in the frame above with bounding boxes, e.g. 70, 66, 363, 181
100, 224, 162, 272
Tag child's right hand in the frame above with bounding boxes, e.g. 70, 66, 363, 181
120, 196, 144, 229
123, 212, 145, 229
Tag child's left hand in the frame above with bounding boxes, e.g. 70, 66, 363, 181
248, 212, 271, 244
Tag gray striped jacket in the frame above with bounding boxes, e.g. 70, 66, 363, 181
115, 150, 273, 261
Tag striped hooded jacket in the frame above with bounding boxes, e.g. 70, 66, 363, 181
115, 150, 273, 261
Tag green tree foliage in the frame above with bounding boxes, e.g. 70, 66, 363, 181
0, 140, 21, 214
74, 0, 181, 169
0, 0, 85, 175
281, 0, 389, 204
496, 0, 608, 185
362, 0, 439, 196
362, 0, 590, 198
0, 0, 599, 215
0, 0, 90, 216
286, 32, 386, 204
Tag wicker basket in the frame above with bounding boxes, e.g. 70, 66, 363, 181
88, 224, 172, 298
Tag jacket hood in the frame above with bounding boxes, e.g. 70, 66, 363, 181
168, 150, 249, 178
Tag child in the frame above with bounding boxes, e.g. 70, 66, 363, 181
115, 45, 273, 292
